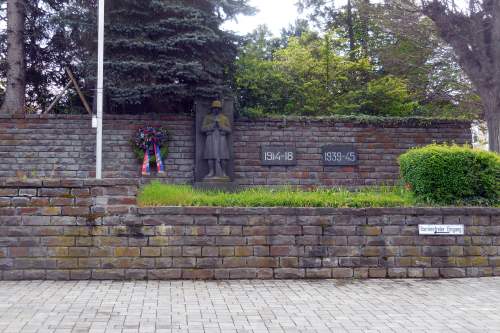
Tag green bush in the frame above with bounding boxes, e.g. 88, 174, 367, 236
399, 144, 500, 205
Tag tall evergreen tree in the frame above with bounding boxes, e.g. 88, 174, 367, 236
102, 0, 253, 113
1, 0, 25, 114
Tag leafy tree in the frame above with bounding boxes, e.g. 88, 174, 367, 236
297, 0, 371, 59
235, 30, 419, 117
281, 0, 480, 119
339, 75, 418, 116
370, 0, 480, 119
422, 0, 500, 152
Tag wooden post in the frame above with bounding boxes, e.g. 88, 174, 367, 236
44, 81, 72, 114
65, 67, 93, 115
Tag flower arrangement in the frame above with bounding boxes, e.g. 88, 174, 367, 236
132, 127, 169, 175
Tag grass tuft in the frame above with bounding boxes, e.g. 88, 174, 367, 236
138, 182, 419, 208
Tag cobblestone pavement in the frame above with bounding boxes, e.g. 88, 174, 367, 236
0, 278, 499, 333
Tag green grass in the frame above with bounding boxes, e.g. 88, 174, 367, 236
138, 182, 420, 208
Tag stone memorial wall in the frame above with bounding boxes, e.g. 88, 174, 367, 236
0, 114, 471, 187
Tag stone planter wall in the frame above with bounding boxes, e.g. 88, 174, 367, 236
0, 114, 471, 187
0, 179, 498, 280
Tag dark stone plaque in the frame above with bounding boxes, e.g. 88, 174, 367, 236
261, 146, 297, 166
321, 145, 358, 166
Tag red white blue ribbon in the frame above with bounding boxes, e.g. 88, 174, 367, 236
154, 144, 165, 174
141, 150, 151, 176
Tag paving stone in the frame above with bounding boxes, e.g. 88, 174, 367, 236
0, 279, 499, 332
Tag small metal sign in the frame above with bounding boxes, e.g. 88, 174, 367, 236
419, 225, 465, 236
322, 145, 358, 166
261, 146, 297, 166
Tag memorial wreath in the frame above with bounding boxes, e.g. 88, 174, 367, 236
133, 126, 168, 176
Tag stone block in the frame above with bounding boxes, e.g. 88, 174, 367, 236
39, 188, 70, 197
279, 257, 298, 268
92, 269, 125, 280
182, 246, 202, 257
331, 268, 354, 278
247, 257, 278, 268
306, 268, 332, 279
201, 246, 219, 257
423, 268, 440, 278
256, 268, 273, 279
246, 236, 268, 245
24, 270, 46, 280
94, 237, 126, 247
358, 226, 382, 236
269, 235, 296, 245
270, 246, 300, 256
368, 268, 387, 278
114, 247, 140, 257
274, 268, 305, 279
303, 226, 322, 235
196, 257, 221, 268
42, 236, 75, 247
40, 207, 62, 216
216, 236, 246, 246
439, 268, 466, 278
182, 269, 215, 279
141, 247, 161, 257
0, 189, 18, 196
353, 268, 369, 279
148, 269, 182, 280
78, 258, 101, 269
299, 257, 322, 268
125, 269, 147, 280
162, 246, 182, 257
68, 247, 89, 257
253, 246, 269, 256
56, 259, 78, 269
388, 268, 407, 278
222, 257, 246, 268
173, 257, 196, 268
234, 246, 252, 257
69, 269, 92, 280
407, 268, 424, 278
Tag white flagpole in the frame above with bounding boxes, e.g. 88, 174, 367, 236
96, 0, 105, 179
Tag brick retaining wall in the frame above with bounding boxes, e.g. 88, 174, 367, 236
0, 180, 498, 280
0, 114, 471, 187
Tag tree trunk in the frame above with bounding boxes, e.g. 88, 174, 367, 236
1, 0, 26, 115
480, 89, 500, 153
487, 114, 500, 153
346, 0, 355, 60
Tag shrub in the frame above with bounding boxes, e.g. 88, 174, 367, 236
399, 144, 500, 205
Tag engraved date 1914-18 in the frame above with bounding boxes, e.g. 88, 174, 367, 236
264, 151, 294, 161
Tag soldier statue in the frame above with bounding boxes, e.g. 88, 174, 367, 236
202, 100, 232, 179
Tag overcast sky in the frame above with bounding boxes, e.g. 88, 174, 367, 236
222, 0, 300, 35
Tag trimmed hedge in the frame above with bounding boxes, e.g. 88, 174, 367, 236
399, 144, 500, 205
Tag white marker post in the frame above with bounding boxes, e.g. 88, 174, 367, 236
96, 0, 105, 179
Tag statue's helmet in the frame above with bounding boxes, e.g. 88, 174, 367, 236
211, 100, 222, 109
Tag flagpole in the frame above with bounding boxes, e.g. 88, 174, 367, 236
96, 0, 105, 179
